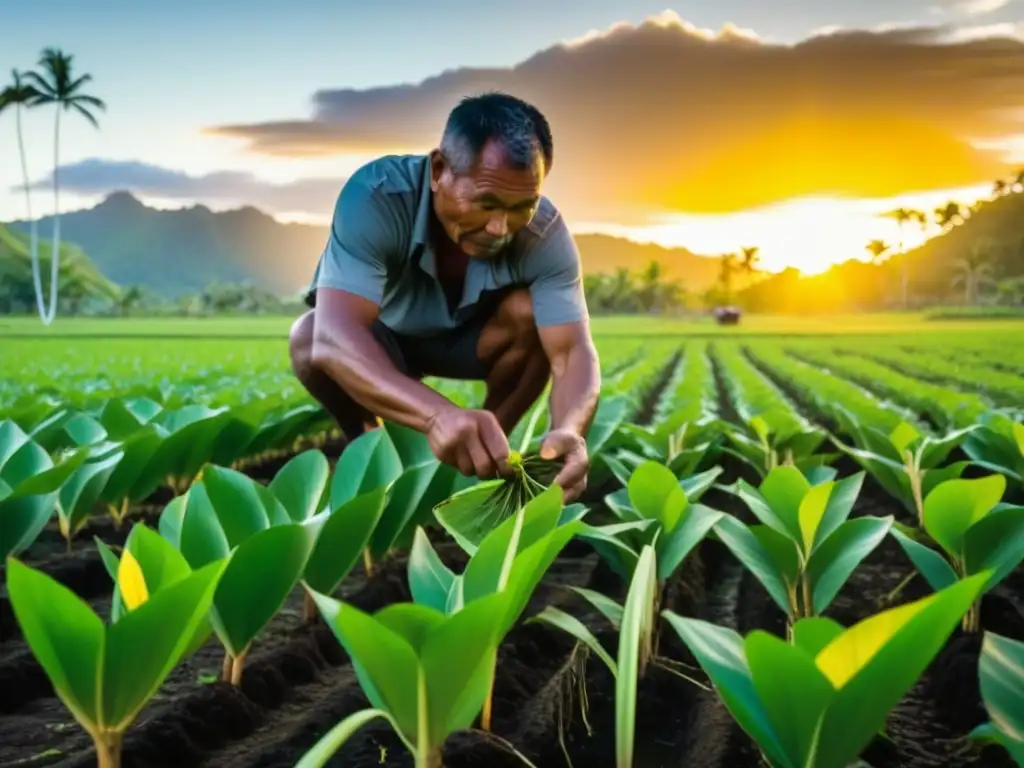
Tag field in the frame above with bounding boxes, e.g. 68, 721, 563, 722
1, 314, 1023, 768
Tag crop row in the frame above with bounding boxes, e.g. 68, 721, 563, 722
4, 394, 1023, 768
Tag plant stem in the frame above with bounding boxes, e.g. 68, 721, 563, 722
92, 730, 123, 768
221, 649, 233, 682
231, 650, 248, 685
962, 601, 981, 633
481, 675, 494, 732
303, 591, 318, 623
363, 548, 375, 578
801, 575, 813, 619
418, 747, 444, 768
878, 571, 916, 608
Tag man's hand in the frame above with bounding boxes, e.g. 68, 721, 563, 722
540, 429, 589, 503
426, 406, 511, 479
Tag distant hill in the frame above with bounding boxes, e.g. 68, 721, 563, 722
902, 190, 1024, 298
5, 192, 724, 297
0, 223, 119, 311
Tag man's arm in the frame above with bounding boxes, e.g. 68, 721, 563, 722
540, 320, 601, 436
525, 207, 601, 499
311, 289, 453, 432
308, 179, 510, 478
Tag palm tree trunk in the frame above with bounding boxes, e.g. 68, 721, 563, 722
15, 103, 46, 323
46, 107, 62, 324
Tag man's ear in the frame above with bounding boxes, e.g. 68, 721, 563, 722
428, 148, 445, 192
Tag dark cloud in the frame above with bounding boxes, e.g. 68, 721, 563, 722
204, 13, 1024, 222
23, 159, 344, 217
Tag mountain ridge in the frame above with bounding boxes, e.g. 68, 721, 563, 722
5, 191, 724, 297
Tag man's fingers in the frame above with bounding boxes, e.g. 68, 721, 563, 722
478, 417, 510, 471
465, 432, 498, 479
454, 446, 475, 477
554, 454, 588, 491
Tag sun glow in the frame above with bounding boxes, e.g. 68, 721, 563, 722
576, 183, 994, 274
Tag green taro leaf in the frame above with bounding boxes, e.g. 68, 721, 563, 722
268, 449, 330, 522
304, 486, 388, 594
975, 631, 1024, 765
408, 527, 457, 613
330, 428, 403, 508
656, 503, 723, 581
746, 630, 833, 768
201, 466, 272, 546
6, 558, 105, 728
662, 614, 789, 768
713, 515, 795, 616
383, 421, 436, 468
627, 461, 688, 532
211, 523, 318, 656
432, 479, 505, 553
806, 516, 893, 614
101, 558, 225, 728
924, 475, 1006, 558
962, 504, 1024, 591
890, 526, 959, 592
758, 466, 811, 544
370, 462, 442, 559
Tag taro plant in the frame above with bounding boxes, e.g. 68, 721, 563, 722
0, 419, 91, 558
833, 418, 976, 524
6, 534, 226, 768
665, 572, 990, 768
723, 415, 833, 479
534, 462, 723, 703
889, 474, 1024, 631
963, 411, 1024, 487
602, 408, 723, 486
531, 543, 660, 768
969, 631, 1024, 766
297, 592, 535, 768
410, 485, 582, 731
158, 464, 325, 683
714, 466, 892, 632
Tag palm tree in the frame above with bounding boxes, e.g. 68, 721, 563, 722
993, 179, 1008, 197
718, 253, 738, 304
740, 246, 760, 273
23, 48, 106, 325
865, 239, 890, 264
935, 202, 963, 230
883, 207, 923, 309
953, 240, 996, 305
1013, 169, 1024, 193
1, 70, 46, 321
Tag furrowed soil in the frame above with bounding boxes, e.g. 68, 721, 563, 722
3, 361, 1024, 766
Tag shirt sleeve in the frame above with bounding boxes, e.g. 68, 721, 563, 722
315, 178, 397, 305
524, 212, 590, 327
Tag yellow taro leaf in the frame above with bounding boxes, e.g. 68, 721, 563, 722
798, 481, 833, 553
889, 422, 921, 455
815, 598, 928, 689
1012, 422, 1024, 457
118, 550, 149, 611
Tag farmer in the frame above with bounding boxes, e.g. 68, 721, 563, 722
289, 92, 601, 503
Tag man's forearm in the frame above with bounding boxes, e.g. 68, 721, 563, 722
549, 341, 601, 437
311, 326, 453, 432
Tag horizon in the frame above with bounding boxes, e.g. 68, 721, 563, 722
2, 2, 1023, 275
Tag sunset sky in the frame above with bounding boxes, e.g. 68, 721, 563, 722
2, 0, 1023, 274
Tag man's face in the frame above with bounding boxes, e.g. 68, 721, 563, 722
430, 140, 544, 259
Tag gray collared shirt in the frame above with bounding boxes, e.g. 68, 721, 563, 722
310, 153, 588, 338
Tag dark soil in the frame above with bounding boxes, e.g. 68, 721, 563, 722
3, 399, 1023, 768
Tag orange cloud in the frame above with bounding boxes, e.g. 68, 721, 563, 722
205, 14, 1024, 223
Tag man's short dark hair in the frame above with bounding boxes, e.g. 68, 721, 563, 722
439, 92, 553, 176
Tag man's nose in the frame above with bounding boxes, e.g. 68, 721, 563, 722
485, 212, 509, 238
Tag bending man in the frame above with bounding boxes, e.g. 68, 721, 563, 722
289, 92, 601, 502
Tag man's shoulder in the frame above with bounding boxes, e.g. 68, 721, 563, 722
345, 153, 429, 198
512, 196, 578, 268
524, 195, 563, 240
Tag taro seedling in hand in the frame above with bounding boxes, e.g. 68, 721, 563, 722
969, 631, 1024, 766
410, 485, 581, 730
890, 474, 1024, 631
6, 529, 226, 768
715, 466, 892, 631
665, 572, 989, 768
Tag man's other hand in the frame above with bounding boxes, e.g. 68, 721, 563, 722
426, 406, 511, 479
540, 429, 589, 503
